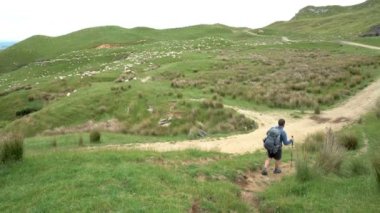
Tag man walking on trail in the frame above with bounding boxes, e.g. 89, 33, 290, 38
262, 118, 293, 175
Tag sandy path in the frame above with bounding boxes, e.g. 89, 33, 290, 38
340, 41, 380, 50
91, 79, 380, 154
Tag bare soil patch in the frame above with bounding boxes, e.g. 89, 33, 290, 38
237, 163, 295, 210
95, 44, 120, 49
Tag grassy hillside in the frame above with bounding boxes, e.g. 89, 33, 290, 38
265, 0, 380, 39
0, 26, 379, 138
0, 147, 265, 212
0, 25, 250, 74
1, 102, 379, 212
259, 102, 380, 212
1, 1, 380, 212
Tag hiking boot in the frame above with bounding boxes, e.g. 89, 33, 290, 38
273, 168, 282, 174
261, 169, 268, 176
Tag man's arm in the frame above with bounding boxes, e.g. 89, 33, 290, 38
281, 130, 293, 145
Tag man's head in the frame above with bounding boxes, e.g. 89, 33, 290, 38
278, 119, 285, 127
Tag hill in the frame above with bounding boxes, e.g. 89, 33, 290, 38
0, 25, 250, 74
264, 0, 380, 39
0, 1, 380, 212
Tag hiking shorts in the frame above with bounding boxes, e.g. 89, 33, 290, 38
267, 149, 282, 160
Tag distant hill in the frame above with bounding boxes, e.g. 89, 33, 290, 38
265, 0, 380, 39
0, 25, 251, 74
0, 41, 16, 50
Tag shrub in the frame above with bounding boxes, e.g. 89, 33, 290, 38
51, 139, 57, 148
89, 131, 101, 143
370, 146, 380, 189
27, 95, 35, 102
15, 107, 40, 117
314, 105, 321, 115
0, 133, 24, 163
78, 135, 84, 147
338, 133, 359, 150
316, 129, 345, 174
348, 157, 370, 176
97, 106, 108, 114
302, 131, 324, 153
376, 110, 380, 119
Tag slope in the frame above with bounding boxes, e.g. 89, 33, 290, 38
0, 24, 249, 74
265, 0, 380, 39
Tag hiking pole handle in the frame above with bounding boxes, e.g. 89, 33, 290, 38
290, 136, 294, 168
291, 136, 294, 147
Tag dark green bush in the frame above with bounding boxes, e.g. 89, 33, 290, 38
339, 133, 359, 150
370, 148, 380, 189
15, 107, 40, 117
314, 105, 321, 115
349, 157, 370, 176
89, 131, 101, 143
0, 133, 24, 163
51, 139, 57, 148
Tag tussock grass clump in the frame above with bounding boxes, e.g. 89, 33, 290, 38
201, 99, 223, 109
338, 133, 359, 150
370, 145, 380, 189
302, 131, 325, 153
50, 139, 57, 148
0, 133, 24, 163
314, 105, 321, 115
316, 129, 345, 174
376, 100, 380, 119
348, 157, 370, 176
78, 135, 84, 147
89, 131, 101, 143
376, 110, 380, 119
295, 149, 314, 182
371, 156, 380, 189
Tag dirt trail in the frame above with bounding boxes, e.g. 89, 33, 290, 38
91, 79, 380, 154
340, 41, 380, 50
237, 163, 294, 211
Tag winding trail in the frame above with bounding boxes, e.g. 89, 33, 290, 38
91, 78, 380, 154
340, 41, 380, 50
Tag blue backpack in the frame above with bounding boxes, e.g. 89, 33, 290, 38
264, 127, 281, 154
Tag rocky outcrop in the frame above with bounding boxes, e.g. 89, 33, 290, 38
362, 25, 380, 37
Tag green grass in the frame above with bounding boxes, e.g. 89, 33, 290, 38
0, 148, 265, 212
0, 25, 254, 74
0, 9, 379, 137
0, 1, 379, 211
265, 0, 380, 40
259, 105, 380, 212
260, 175, 379, 212
1, 34, 379, 137
24, 132, 188, 154
355, 37, 380, 47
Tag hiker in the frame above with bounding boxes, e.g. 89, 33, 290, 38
262, 118, 293, 175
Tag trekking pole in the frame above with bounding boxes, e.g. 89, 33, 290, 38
290, 136, 294, 168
